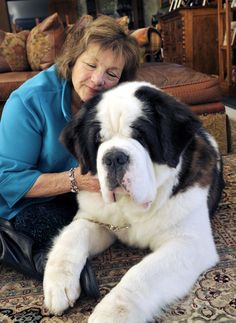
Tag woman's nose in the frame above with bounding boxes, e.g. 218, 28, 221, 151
91, 70, 105, 87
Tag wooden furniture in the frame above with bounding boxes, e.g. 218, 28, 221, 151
217, 0, 236, 95
48, 0, 78, 25
160, 7, 219, 75
0, 0, 11, 31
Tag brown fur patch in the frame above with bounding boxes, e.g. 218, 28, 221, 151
190, 135, 217, 187
172, 133, 218, 196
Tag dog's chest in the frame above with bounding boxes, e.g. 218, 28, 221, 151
78, 191, 159, 248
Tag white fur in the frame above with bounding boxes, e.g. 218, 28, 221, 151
43, 82, 219, 322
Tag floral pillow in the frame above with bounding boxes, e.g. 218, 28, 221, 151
26, 13, 66, 71
0, 30, 30, 72
116, 16, 129, 33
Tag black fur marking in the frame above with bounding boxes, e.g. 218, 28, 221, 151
134, 86, 202, 167
60, 94, 102, 174
208, 159, 224, 217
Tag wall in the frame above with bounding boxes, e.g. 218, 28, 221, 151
79, 1, 163, 27
143, 0, 160, 26
77, 0, 88, 18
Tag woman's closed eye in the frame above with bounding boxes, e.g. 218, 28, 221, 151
84, 61, 120, 81
86, 63, 96, 69
107, 71, 119, 79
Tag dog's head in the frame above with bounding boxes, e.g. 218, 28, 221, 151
61, 81, 201, 207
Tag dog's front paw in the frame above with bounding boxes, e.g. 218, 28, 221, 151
88, 289, 145, 323
43, 266, 81, 315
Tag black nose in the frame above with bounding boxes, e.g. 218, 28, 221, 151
103, 150, 129, 169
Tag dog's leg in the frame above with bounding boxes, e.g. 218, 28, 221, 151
43, 218, 115, 315
88, 236, 218, 323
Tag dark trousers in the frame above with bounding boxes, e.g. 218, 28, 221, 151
11, 193, 78, 251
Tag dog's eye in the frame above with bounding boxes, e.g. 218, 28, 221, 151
95, 132, 103, 144
131, 126, 142, 140
131, 126, 148, 148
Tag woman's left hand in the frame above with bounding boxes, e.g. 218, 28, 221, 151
74, 167, 100, 192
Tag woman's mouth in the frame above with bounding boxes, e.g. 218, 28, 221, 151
87, 86, 101, 95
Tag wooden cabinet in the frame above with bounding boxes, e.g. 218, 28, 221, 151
217, 0, 236, 95
160, 7, 219, 75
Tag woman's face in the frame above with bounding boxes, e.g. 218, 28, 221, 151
71, 43, 125, 102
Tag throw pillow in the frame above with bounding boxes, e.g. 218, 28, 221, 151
131, 27, 162, 63
116, 16, 129, 33
0, 30, 30, 72
26, 13, 66, 71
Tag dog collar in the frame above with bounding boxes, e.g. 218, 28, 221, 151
81, 218, 130, 233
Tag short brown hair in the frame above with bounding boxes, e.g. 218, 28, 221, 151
56, 15, 140, 83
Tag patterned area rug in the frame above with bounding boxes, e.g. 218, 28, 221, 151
0, 158, 236, 322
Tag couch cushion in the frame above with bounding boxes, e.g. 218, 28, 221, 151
0, 71, 38, 101
136, 62, 222, 106
190, 102, 225, 115
131, 27, 161, 62
0, 30, 30, 72
26, 13, 66, 71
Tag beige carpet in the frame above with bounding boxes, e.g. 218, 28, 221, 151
0, 123, 236, 323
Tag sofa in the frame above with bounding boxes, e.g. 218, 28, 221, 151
0, 13, 229, 155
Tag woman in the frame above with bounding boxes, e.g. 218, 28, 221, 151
0, 15, 140, 297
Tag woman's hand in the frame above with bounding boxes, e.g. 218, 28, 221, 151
75, 167, 100, 192
25, 167, 100, 198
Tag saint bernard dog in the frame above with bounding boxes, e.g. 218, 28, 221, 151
43, 81, 224, 322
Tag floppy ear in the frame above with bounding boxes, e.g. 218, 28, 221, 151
135, 86, 202, 167
60, 96, 101, 175
60, 109, 91, 174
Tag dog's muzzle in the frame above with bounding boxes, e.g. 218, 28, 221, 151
102, 149, 129, 190
97, 137, 156, 208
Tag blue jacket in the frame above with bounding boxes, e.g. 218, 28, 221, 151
0, 65, 78, 220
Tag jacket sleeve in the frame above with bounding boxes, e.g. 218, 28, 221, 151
0, 92, 44, 207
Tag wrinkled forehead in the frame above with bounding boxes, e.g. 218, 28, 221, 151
95, 88, 144, 138
85, 43, 125, 67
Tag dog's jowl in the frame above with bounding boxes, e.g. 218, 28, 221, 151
43, 81, 224, 323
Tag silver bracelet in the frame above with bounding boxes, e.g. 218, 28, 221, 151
68, 168, 79, 193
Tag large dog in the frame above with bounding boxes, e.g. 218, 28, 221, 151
43, 81, 224, 322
